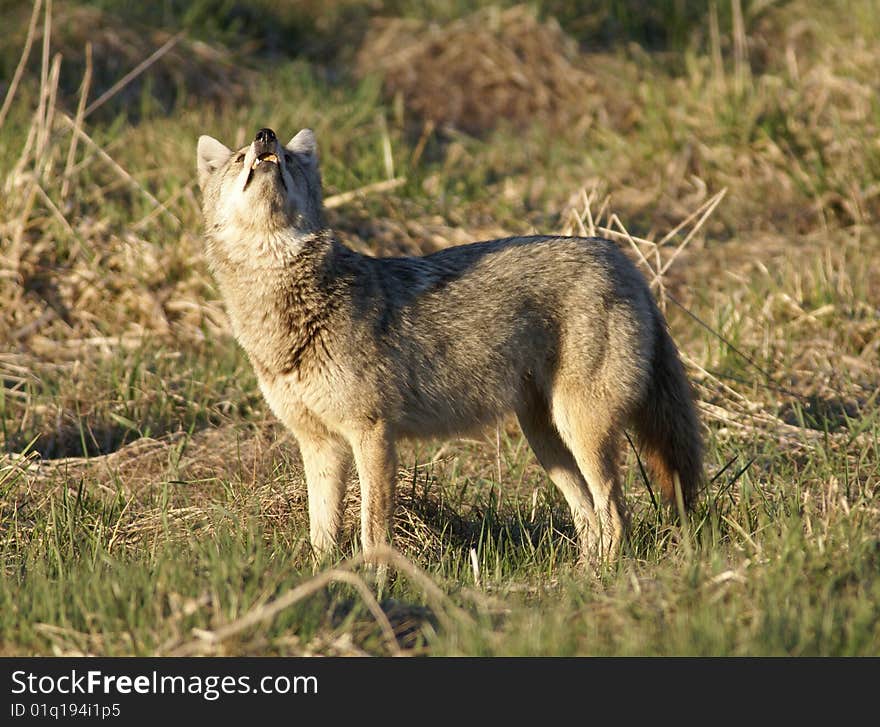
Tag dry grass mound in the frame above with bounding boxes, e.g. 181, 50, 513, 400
357, 5, 601, 135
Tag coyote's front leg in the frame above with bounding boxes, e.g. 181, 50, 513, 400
295, 425, 351, 560
351, 423, 397, 563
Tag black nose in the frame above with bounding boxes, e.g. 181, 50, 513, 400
255, 128, 276, 145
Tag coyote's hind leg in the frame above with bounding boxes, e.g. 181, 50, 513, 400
516, 390, 600, 562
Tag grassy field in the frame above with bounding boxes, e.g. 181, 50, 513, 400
1, 0, 878, 656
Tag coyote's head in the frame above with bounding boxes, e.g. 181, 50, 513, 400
197, 128, 323, 265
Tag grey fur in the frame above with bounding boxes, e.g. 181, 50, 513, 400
197, 128, 703, 563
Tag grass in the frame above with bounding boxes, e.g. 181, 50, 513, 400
1, 0, 879, 656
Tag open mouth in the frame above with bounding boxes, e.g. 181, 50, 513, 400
251, 152, 278, 170
243, 151, 284, 191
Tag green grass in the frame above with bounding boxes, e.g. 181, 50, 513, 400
1, 0, 878, 655
3, 415, 878, 655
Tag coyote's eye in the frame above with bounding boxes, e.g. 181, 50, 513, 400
235, 153, 245, 164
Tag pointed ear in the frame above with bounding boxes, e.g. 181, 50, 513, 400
286, 129, 318, 165
197, 135, 231, 189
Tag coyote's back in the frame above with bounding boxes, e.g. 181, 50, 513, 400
197, 126, 702, 564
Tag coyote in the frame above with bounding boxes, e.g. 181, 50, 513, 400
197, 127, 702, 563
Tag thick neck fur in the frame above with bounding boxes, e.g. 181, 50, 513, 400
206, 228, 353, 378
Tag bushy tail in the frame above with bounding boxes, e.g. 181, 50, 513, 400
632, 313, 703, 509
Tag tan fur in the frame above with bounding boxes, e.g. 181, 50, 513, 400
197, 127, 703, 564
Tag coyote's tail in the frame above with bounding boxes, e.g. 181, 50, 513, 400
631, 312, 703, 509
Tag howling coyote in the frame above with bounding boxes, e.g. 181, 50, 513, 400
197, 127, 702, 564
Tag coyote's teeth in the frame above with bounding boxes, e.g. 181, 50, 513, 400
251, 153, 278, 171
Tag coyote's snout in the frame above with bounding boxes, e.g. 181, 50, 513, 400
197, 126, 703, 565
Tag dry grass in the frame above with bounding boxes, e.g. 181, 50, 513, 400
2, 3, 252, 117
357, 5, 608, 135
